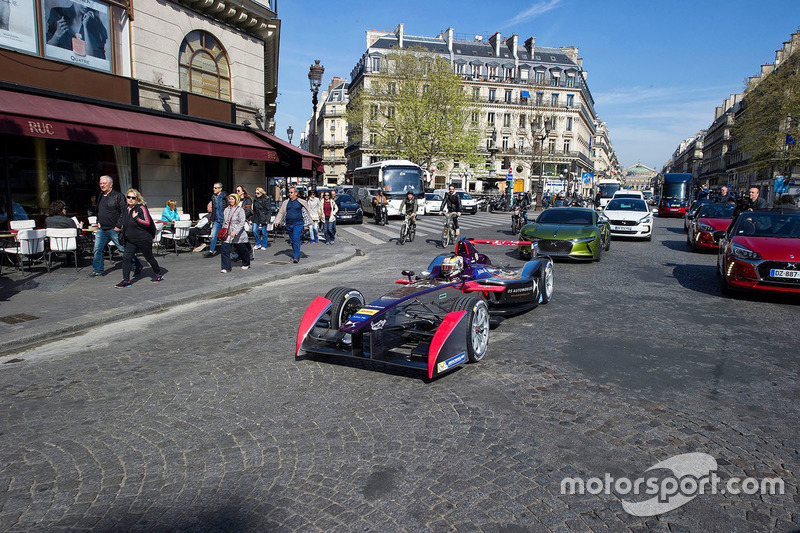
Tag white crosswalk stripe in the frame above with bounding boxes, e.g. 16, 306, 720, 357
340, 213, 508, 245
337, 226, 384, 244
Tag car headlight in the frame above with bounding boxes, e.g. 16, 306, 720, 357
571, 236, 597, 243
697, 222, 714, 233
599, 214, 608, 221
357, 208, 363, 214
732, 243, 761, 261
638, 214, 652, 224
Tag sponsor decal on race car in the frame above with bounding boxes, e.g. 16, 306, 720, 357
438, 293, 448, 300
350, 307, 381, 322
437, 351, 466, 373
371, 319, 387, 331
506, 282, 534, 297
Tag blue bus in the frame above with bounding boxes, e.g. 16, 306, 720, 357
657, 173, 693, 217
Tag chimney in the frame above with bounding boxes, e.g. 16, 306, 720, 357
489, 31, 501, 56
524, 36, 535, 57
328, 77, 346, 92
394, 23, 404, 49
508, 34, 518, 59
561, 46, 579, 63
366, 29, 383, 48
445, 27, 454, 53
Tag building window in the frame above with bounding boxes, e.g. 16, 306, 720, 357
472, 111, 479, 124
179, 30, 231, 100
564, 140, 571, 152
519, 114, 527, 128
370, 105, 378, 120
488, 66, 497, 79
472, 65, 481, 77
566, 94, 574, 107
551, 93, 558, 106
566, 117, 573, 131
518, 137, 525, 149
487, 112, 495, 126
473, 87, 480, 100
565, 76, 575, 88
488, 88, 496, 101
388, 82, 396, 94
535, 71, 544, 84
504, 67, 514, 80
331, 105, 336, 116
371, 56, 381, 71
535, 92, 544, 106
369, 132, 377, 147
502, 136, 509, 150
505, 89, 512, 103
503, 113, 511, 127
387, 106, 395, 119
550, 76, 559, 86
548, 139, 556, 152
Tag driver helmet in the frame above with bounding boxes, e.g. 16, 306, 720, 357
439, 255, 464, 279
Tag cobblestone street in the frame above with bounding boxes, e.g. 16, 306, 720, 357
0, 217, 797, 531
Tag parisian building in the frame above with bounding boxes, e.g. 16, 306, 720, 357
0, 0, 318, 224
622, 162, 657, 190
345, 24, 599, 195
591, 120, 622, 191
313, 77, 349, 187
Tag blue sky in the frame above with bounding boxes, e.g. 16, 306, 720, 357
274, 0, 800, 170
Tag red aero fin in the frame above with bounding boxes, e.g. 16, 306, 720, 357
462, 282, 505, 292
428, 310, 466, 379
296, 296, 331, 356
467, 238, 532, 246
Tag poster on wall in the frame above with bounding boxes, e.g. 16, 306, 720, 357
41, 0, 110, 72
0, 0, 39, 54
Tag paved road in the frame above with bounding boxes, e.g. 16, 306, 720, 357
0, 214, 797, 531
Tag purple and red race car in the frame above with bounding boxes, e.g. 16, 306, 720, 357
296, 238, 554, 378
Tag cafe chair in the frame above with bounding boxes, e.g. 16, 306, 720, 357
2, 228, 46, 275
88, 216, 98, 226
179, 213, 192, 221
161, 219, 191, 255
45, 228, 80, 272
9, 220, 36, 231
152, 221, 165, 256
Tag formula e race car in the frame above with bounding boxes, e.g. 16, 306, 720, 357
296, 238, 554, 378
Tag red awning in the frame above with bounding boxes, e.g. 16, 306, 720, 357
0, 89, 279, 162
251, 130, 324, 173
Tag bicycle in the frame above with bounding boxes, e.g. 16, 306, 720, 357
441, 211, 457, 247
399, 214, 416, 245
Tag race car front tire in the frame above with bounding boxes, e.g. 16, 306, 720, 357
452, 296, 490, 362
324, 287, 366, 329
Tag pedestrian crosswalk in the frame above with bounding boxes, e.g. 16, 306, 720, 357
337, 212, 508, 245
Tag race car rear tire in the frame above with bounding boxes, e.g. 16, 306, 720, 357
538, 261, 554, 304
451, 296, 490, 363
324, 287, 366, 329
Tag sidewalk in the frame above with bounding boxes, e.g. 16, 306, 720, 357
0, 240, 358, 356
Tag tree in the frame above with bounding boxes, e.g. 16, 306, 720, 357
347, 46, 483, 172
733, 50, 800, 177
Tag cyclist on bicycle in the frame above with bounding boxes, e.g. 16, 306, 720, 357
373, 189, 389, 224
399, 191, 418, 228
439, 184, 462, 237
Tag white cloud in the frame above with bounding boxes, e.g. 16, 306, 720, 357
501, 0, 563, 28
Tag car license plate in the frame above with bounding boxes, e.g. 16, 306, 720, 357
613, 226, 633, 231
770, 269, 800, 279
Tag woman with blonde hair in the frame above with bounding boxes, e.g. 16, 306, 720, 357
160, 199, 179, 228
220, 193, 251, 272
252, 186, 271, 249
115, 189, 163, 288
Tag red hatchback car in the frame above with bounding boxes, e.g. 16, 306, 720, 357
688, 203, 736, 251
717, 209, 800, 294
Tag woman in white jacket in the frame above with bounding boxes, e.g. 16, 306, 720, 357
318, 190, 339, 245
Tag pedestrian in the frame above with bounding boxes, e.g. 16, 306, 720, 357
220, 193, 251, 273
273, 186, 312, 263
306, 190, 321, 243
252, 187, 271, 250
203, 182, 227, 257
189, 203, 213, 249
115, 189, 163, 287
89, 175, 141, 277
45, 200, 82, 229
234, 185, 254, 261
318, 190, 338, 245
329, 189, 339, 243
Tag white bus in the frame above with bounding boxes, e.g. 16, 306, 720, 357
352, 159, 425, 217
596, 179, 622, 209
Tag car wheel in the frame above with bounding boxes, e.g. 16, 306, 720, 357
451, 296, 490, 362
324, 286, 366, 328
538, 260, 554, 304
594, 241, 603, 262
604, 235, 611, 251
719, 267, 730, 295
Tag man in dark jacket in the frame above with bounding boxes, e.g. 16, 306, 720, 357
204, 182, 227, 257
439, 185, 462, 236
89, 175, 140, 277
748, 187, 768, 211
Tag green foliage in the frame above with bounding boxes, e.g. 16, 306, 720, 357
734, 50, 800, 174
347, 46, 483, 171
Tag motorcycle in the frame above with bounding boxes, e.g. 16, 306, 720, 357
511, 206, 523, 234
375, 203, 388, 226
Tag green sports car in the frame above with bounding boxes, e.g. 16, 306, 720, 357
518, 207, 611, 261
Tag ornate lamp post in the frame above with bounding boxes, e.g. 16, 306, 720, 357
537, 119, 552, 203
308, 60, 325, 192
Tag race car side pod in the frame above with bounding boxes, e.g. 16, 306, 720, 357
427, 310, 468, 379
467, 238, 533, 246
296, 296, 332, 356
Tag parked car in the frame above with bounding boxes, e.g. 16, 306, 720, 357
334, 193, 363, 224
600, 198, 653, 240
424, 193, 443, 215
717, 208, 800, 295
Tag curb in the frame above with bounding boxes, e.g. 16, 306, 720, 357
0, 247, 360, 357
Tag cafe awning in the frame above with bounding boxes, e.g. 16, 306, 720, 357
0, 88, 279, 162
252, 130, 323, 175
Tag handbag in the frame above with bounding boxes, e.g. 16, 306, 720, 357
217, 206, 239, 240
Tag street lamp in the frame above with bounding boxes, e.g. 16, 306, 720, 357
308, 59, 325, 192
287, 125, 294, 145
537, 119, 552, 202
